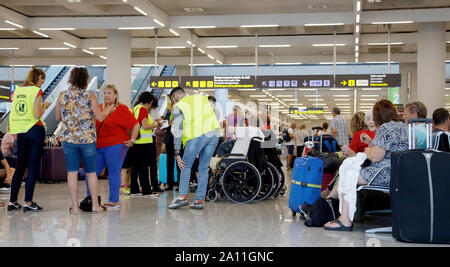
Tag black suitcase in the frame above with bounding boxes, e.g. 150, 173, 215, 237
390, 119, 450, 243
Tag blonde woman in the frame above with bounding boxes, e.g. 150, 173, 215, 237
89, 84, 140, 210
341, 110, 376, 157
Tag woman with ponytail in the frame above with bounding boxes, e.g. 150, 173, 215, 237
8, 67, 50, 212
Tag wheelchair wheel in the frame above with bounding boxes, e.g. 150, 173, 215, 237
272, 166, 286, 198
254, 165, 275, 201
207, 188, 218, 202
266, 162, 280, 199
221, 161, 262, 204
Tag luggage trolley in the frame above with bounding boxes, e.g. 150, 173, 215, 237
207, 127, 280, 204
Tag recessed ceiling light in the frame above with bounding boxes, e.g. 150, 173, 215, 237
0, 28, 16, 31
64, 42, 77, 48
169, 29, 180, 36
371, 21, 413, 24
134, 6, 148, 16
178, 26, 216, 29
206, 45, 238, 48
368, 42, 404, 46
153, 19, 165, 27
0, 47, 19, 50
118, 27, 154, 30
32, 31, 49, 38
39, 47, 70, 50
259, 44, 291, 48
157, 46, 186, 49
39, 28, 76, 30
82, 49, 95, 54
312, 43, 346, 47
304, 23, 344, 26
184, 7, 205, 13
240, 24, 279, 28
4, 20, 23, 29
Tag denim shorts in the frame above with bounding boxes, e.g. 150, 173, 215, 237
62, 142, 97, 173
286, 145, 295, 155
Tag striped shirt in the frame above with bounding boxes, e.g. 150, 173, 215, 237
330, 115, 349, 146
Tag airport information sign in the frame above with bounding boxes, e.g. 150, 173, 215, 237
289, 107, 324, 115
256, 75, 333, 88
149, 77, 180, 89
181, 76, 255, 89
149, 74, 401, 89
334, 74, 401, 88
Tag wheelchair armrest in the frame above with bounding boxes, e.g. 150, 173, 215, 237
223, 153, 246, 158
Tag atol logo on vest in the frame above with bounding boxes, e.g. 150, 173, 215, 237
15, 100, 28, 116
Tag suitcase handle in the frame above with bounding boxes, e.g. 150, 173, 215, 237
408, 119, 433, 150
408, 119, 432, 124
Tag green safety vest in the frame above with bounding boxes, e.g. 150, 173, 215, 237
132, 104, 153, 144
9, 86, 41, 134
175, 95, 219, 147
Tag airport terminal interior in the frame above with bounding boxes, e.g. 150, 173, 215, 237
0, 0, 450, 247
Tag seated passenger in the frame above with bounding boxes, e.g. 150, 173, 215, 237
432, 108, 450, 152
342, 110, 376, 157
324, 99, 408, 231
402, 101, 428, 149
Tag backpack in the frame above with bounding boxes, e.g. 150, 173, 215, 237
301, 198, 340, 227
79, 196, 102, 212
433, 131, 450, 152
283, 129, 292, 143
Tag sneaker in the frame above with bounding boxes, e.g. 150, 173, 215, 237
168, 197, 189, 209
153, 188, 165, 193
23, 202, 43, 213
7, 202, 22, 211
104, 203, 120, 211
129, 192, 142, 197
0, 185, 11, 194
120, 185, 130, 195
142, 193, 159, 198
190, 200, 204, 210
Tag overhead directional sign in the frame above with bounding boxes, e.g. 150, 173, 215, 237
257, 75, 333, 88
181, 76, 255, 89
289, 107, 324, 115
149, 74, 401, 90
335, 74, 401, 88
150, 76, 180, 89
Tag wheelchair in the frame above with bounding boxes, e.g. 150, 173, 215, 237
207, 127, 284, 204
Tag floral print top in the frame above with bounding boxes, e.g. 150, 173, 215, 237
58, 87, 96, 144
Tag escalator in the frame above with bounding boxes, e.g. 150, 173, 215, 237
0, 66, 71, 134
131, 66, 154, 106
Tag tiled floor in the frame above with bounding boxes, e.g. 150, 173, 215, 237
0, 177, 446, 247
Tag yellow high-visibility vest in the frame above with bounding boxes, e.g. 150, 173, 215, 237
132, 104, 153, 144
9, 85, 41, 134
175, 95, 219, 146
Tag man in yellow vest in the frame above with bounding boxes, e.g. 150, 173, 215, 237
168, 87, 220, 210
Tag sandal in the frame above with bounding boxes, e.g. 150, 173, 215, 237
324, 219, 353, 232
91, 206, 108, 214
69, 207, 80, 215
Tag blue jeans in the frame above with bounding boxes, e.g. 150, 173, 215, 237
179, 130, 219, 201
10, 125, 45, 203
86, 144, 128, 203
62, 142, 97, 173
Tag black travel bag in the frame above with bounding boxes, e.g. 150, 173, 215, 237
302, 198, 340, 227
390, 119, 450, 243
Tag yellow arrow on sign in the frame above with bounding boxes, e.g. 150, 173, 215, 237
340, 80, 347, 86
151, 82, 157, 87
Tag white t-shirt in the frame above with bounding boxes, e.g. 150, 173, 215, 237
296, 129, 309, 146
286, 128, 295, 146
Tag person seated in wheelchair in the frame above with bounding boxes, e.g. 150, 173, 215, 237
208, 126, 283, 203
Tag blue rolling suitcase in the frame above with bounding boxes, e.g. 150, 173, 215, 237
158, 153, 178, 184
289, 156, 323, 217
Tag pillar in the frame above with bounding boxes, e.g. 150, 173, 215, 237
106, 30, 131, 106
417, 22, 446, 114
399, 62, 417, 103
